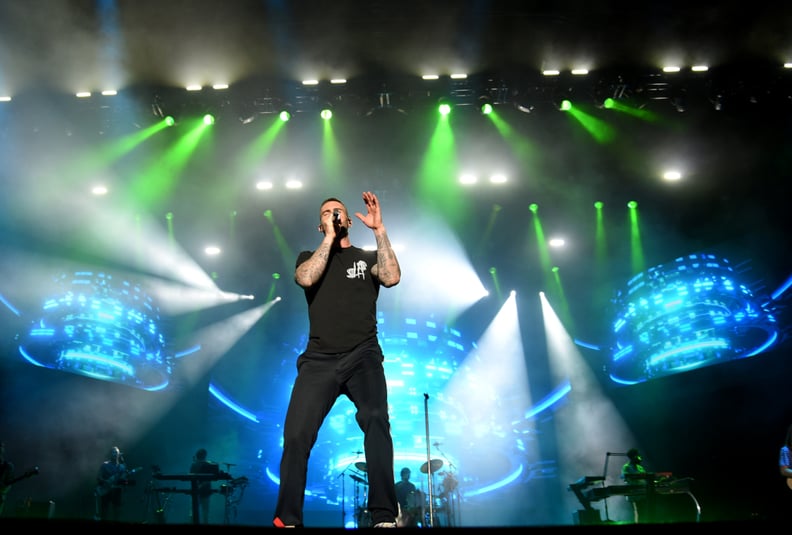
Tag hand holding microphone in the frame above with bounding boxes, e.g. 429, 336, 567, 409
318, 209, 342, 235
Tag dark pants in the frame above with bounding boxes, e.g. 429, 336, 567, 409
274, 337, 398, 527
95, 488, 122, 521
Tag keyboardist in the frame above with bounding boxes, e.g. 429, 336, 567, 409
621, 448, 648, 523
190, 448, 219, 524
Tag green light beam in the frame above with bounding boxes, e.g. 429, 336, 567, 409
628, 200, 645, 275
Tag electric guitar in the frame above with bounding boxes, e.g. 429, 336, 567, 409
4, 465, 40, 484
1, 466, 40, 503
95, 466, 142, 497
787, 478, 792, 490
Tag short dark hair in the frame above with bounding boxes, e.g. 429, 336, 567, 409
627, 448, 640, 460
195, 448, 207, 461
319, 197, 347, 222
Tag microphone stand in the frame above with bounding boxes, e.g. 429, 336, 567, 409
423, 393, 435, 528
601, 453, 611, 522
337, 461, 355, 527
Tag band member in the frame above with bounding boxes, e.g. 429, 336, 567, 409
94, 446, 130, 521
189, 448, 219, 524
621, 448, 648, 523
779, 424, 792, 485
394, 467, 420, 527
0, 441, 15, 517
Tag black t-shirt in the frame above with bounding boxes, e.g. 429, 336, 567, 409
297, 245, 380, 353
395, 480, 417, 508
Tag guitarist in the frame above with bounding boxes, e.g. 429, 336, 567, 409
780, 424, 792, 488
0, 440, 15, 517
94, 446, 130, 522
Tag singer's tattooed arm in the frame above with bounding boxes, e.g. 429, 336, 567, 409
371, 227, 401, 288
295, 237, 334, 288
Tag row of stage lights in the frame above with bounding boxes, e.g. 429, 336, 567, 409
159, 102, 496, 125
4, 61, 792, 128
0, 64, 730, 102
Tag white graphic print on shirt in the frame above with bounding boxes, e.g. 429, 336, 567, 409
346, 260, 368, 280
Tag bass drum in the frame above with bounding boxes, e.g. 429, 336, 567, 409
355, 507, 371, 528
402, 489, 424, 527
406, 489, 424, 509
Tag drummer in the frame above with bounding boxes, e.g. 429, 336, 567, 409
394, 467, 418, 526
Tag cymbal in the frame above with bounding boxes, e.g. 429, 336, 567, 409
349, 473, 367, 485
355, 462, 367, 472
420, 459, 443, 474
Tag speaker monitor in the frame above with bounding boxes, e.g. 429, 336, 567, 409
573, 508, 601, 525
18, 500, 56, 519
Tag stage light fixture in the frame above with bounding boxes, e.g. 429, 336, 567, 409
279, 110, 291, 122
151, 93, 181, 125
478, 95, 494, 115
459, 173, 477, 185
449, 75, 474, 107
320, 108, 333, 120
711, 94, 724, 111
203, 113, 215, 125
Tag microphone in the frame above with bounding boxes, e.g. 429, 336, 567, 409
433, 442, 441, 447
607, 452, 628, 456
333, 209, 341, 225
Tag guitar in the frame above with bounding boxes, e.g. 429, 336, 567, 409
95, 466, 142, 497
1, 466, 40, 504
787, 478, 792, 490
3, 466, 40, 486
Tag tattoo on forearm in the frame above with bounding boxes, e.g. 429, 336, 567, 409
297, 241, 332, 285
375, 232, 401, 285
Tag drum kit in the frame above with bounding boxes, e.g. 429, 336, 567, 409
343, 456, 460, 528
349, 461, 370, 527
401, 459, 459, 528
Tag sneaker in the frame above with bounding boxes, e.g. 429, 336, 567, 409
373, 521, 397, 528
273, 517, 297, 528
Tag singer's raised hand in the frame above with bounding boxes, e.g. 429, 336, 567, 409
355, 191, 383, 231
